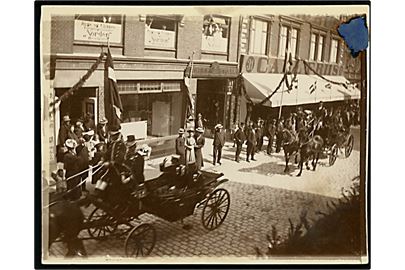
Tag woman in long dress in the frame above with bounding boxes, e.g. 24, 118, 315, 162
185, 128, 197, 174
194, 127, 205, 171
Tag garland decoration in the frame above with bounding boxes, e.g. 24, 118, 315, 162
49, 52, 106, 107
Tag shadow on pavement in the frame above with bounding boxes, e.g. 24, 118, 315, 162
239, 161, 295, 176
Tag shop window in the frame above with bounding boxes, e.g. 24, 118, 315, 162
309, 33, 325, 62
145, 15, 177, 49
74, 14, 123, 44
249, 18, 269, 55
330, 38, 340, 63
201, 15, 230, 53
278, 25, 299, 58
162, 81, 181, 92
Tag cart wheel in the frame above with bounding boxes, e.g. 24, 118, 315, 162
125, 223, 156, 257
202, 188, 230, 231
329, 145, 338, 166
87, 207, 118, 240
345, 134, 354, 158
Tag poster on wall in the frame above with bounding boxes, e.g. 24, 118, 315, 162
74, 19, 122, 43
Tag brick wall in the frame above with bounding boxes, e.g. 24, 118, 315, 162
50, 15, 74, 54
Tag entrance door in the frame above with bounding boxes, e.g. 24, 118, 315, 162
82, 97, 98, 125
152, 101, 170, 136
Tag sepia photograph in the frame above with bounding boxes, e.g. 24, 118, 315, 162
36, 1, 370, 267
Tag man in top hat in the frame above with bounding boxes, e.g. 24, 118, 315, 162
212, 123, 225, 165
63, 139, 82, 201
175, 128, 186, 164
194, 127, 205, 171
105, 125, 127, 174
233, 122, 246, 162
96, 117, 109, 143
123, 135, 145, 188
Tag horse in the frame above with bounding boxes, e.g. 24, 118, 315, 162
281, 128, 301, 173
297, 131, 324, 177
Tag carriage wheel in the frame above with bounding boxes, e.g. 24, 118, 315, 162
329, 145, 338, 166
202, 188, 230, 231
125, 223, 156, 257
345, 134, 354, 158
87, 207, 118, 240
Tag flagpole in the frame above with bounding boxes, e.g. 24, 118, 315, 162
278, 77, 285, 120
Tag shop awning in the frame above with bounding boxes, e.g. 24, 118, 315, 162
242, 73, 361, 107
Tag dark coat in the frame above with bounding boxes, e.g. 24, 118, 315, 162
246, 127, 257, 145
213, 129, 226, 147
58, 124, 71, 146
74, 127, 84, 140
234, 128, 246, 144
194, 135, 205, 169
267, 124, 277, 137
124, 150, 145, 184
175, 136, 186, 164
105, 139, 126, 165
63, 151, 82, 200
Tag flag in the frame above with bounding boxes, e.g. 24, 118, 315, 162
309, 81, 317, 94
104, 49, 123, 127
184, 56, 195, 117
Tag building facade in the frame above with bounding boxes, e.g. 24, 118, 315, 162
46, 13, 240, 165
236, 14, 361, 123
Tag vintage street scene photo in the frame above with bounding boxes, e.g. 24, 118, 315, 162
38, 3, 369, 265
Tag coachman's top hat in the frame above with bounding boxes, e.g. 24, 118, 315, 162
99, 117, 108, 125
109, 125, 121, 135
126, 135, 137, 147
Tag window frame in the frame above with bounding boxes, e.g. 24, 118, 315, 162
278, 24, 300, 58
309, 30, 326, 62
73, 14, 124, 47
144, 15, 179, 51
201, 14, 231, 55
330, 37, 340, 64
248, 17, 269, 56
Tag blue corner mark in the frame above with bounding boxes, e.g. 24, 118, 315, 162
338, 16, 369, 57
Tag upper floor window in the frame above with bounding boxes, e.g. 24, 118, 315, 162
249, 18, 269, 55
309, 33, 325, 62
278, 25, 299, 58
74, 14, 123, 45
330, 38, 340, 63
145, 15, 177, 49
201, 15, 230, 53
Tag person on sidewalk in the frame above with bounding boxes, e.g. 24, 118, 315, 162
194, 127, 205, 171
175, 128, 186, 164
234, 122, 246, 162
246, 121, 257, 162
63, 139, 82, 201
185, 128, 197, 174
96, 117, 109, 143
266, 119, 277, 155
256, 118, 264, 152
213, 124, 226, 165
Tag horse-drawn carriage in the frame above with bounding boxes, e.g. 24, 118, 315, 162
318, 125, 354, 166
49, 156, 231, 257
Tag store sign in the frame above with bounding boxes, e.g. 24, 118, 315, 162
201, 35, 228, 53
240, 54, 344, 76
74, 19, 122, 43
145, 28, 176, 48
186, 62, 238, 78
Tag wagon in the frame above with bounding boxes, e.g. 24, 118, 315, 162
77, 157, 231, 257
324, 129, 354, 166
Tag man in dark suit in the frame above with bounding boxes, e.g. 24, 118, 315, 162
63, 139, 82, 201
105, 125, 127, 176
123, 135, 145, 188
256, 118, 264, 152
266, 119, 277, 155
175, 128, 186, 164
234, 123, 246, 162
96, 117, 109, 143
212, 124, 226, 165
246, 121, 257, 162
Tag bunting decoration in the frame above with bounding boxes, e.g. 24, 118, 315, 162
49, 52, 105, 107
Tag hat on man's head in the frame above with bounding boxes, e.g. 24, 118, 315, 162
126, 135, 137, 147
63, 115, 71, 122
214, 124, 223, 129
187, 127, 194, 132
109, 125, 121, 135
99, 117, 108, 125
196, 127, 204, 133
64, 139, 77, 149
83, 130, 95, 137
178, 128, 185, 134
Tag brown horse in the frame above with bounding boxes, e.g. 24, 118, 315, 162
297, 134, 324, 177
281, 129, 301, 173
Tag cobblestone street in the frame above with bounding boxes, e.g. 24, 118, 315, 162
48, 127, 361, 261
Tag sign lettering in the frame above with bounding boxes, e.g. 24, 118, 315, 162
74, 19, 122, 44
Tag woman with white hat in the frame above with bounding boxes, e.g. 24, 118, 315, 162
184, 127, 197, 174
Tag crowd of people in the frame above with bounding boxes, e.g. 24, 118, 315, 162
54, 113, 150, 201
231, 100, 360, 163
